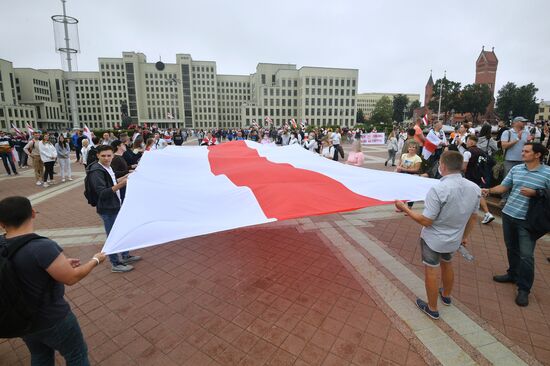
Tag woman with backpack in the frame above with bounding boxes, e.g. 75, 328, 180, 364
38, 134, 57, 188
55, 135, 72, 182
320, 137, 335, 160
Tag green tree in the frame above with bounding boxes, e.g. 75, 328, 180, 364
370, 96, 393, 124
496, 82, 539, 121
428, 78, 462, 120
356, 109, 365, 124
392, 94, 409, 123
458, 84, 493, 121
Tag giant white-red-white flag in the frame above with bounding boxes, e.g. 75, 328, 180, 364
102, 141, 437, 254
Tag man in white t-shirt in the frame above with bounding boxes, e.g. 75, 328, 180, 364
331, 128, 345, 161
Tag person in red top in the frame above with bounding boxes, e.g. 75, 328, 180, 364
201, 132, 217, 146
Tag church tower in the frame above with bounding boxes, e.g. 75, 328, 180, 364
475, 46, 498, 112
424, 71, 434, 107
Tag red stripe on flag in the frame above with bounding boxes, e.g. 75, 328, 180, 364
423, 138, 437, 154
207, 141, 387, 220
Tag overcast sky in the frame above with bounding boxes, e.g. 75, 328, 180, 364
1, 0, 549, 104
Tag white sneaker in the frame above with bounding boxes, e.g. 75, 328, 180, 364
481, 212, 495, 225
50, 181, 55, 185
62, 178, 66, 182
36, 181, 43, 186
42, 182, 49, 188
68, 177, 73, 181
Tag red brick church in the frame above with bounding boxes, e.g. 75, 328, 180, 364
416, 47, 498, 123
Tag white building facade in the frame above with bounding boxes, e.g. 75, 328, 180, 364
0, 52, 359, 131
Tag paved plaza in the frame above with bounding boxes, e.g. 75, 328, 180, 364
1, 143, 549, 366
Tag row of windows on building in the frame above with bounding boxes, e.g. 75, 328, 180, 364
262, 88, 299, 97
34, 87, 50, 96
192, 73, 214, 79
305, 98, 355, 107
218, 81, 250, 88
77, 79, 100, 85
100, 63, 123, 70
148, 108, 179, 120
101, 71, 124, 78
102, 78, 125, 85
262, 99, 299, 107
304, 88, 356, 97
146, 86, 178, 93
1, 107, 34, 119
192, 66, 214, 73
304, 108, 354, 117
304, 78, 356, 87
33, 78, 49, 87
219, 88, 249, 95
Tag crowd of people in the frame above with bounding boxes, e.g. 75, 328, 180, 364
1, 116, 550, 365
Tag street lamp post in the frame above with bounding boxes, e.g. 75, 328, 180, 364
450, 108, 455, 125
509, 110, 513, 125
437, 71, 446, 122
402, 106, 407, 126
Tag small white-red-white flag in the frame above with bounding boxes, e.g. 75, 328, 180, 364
26, 123, 35, 134
11, 124, 23, 136
265, 116, 273, 125
422, 129, 442, 160
83, 125, 95, 147
422, 114, 429, 126
290, 119, 297, 129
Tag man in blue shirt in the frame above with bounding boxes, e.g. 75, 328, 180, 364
483, 142, 550, 306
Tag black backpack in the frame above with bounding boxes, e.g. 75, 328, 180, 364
84, 163, 99, 207
0, 234, 47, 338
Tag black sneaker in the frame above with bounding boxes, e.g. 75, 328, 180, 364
515, 290, 529, 307
493, 274, 515, 283
416, 298, 439, 320
439, 288, 451, 306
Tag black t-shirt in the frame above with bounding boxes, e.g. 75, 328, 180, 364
2, 235, 70, 332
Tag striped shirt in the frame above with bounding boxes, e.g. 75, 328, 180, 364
502, 163, 550, 219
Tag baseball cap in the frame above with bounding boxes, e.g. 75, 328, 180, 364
513, 116, 528, 122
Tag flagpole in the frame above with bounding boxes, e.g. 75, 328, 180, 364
437, 70, 446, 122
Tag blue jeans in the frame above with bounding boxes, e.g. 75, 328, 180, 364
99, 212, 129, 266
22, 311, 89, 366
502, 213, 537, 293
1, 150, 17, 175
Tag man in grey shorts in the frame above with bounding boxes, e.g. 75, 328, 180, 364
395, 151, 481, 319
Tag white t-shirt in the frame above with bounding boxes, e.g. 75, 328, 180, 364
463, 151, 471, 163
100, 163, 121, 202
331, 133, 341, 145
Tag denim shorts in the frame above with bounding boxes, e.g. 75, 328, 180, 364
420, 238, 453, 267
